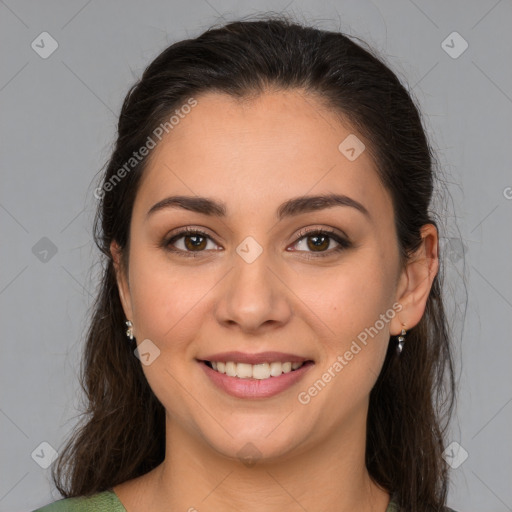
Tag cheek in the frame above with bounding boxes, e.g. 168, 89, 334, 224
128, 250, 222, 353
305, 274, 394, 401
127, 254, 210, 412
304, 255, 396, 339
129, 252, 186, 337
300, 254, 397, 398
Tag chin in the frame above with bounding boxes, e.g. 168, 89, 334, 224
198, 419, 312, 466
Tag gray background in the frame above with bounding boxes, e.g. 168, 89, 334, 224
1, 1, 511, 511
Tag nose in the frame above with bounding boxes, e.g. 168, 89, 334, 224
214, 248, 293, 334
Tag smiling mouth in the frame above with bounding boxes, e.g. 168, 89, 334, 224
201, 360, 314, 380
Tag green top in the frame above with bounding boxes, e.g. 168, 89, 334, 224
33, 489, 402, 511
32, 490, 126, 511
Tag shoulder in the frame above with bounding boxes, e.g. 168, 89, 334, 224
31, 490, 126, 512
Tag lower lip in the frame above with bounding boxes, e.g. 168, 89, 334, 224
198, 360, 314, 399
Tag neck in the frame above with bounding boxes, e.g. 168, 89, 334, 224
139, 409, 391, 512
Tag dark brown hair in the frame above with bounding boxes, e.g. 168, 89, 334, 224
52, 14, 456, 511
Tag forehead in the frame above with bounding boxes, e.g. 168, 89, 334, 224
134, 90, 391, 221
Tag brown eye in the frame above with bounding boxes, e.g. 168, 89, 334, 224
182, 233, 208, 251
165, 229, 219, 257
291, 229, 352, 258
305, 233, 330, 252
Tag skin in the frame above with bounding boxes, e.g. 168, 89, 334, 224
111, 89, 439, 512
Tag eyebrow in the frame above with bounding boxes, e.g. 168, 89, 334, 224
146, 193, 370, 221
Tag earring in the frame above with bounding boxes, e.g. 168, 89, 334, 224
125, 320, 134, 340
397, 326, 406, 354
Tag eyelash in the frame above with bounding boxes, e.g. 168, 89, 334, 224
163, 226, 352, 259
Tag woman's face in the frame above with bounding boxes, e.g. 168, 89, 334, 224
113, 90, 411, 462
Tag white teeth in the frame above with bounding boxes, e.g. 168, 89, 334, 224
208, 360, 305, 379
236, 363, 253, 378
270, 361, 283, 377
225, 361, 237, 377
252, 363, 270, 379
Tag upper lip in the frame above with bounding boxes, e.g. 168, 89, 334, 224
198, 351, 313, 365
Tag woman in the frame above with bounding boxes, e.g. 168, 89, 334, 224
34, 14, 458, 512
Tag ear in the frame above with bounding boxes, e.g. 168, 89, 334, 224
390, 224, 439, 335
110, 240, 134, 321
